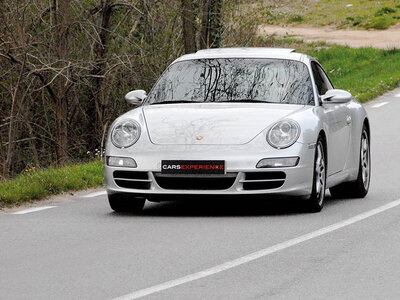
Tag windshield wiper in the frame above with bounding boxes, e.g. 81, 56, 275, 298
150, 100, 196, 105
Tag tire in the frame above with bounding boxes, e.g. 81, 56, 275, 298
306, 138, 327, 213
108, 193, 145, 213
329, 126, 370, 199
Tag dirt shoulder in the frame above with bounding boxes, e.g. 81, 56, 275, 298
0, 187, 105, 214
259, 25, 400, 49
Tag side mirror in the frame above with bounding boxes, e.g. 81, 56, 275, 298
321, 89, 352, 104
125, 90, 147, 105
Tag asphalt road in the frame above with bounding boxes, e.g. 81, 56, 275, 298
1, 89, 400, 300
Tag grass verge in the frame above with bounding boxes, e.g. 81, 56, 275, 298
259, 0, 400, 29
257, 36, 400, 102
308, 46, 400, 102
0, 161, 104, 208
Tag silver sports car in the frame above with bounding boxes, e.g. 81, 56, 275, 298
105, 48, 370, 213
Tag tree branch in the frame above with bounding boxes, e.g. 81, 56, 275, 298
0, 53, 58, 103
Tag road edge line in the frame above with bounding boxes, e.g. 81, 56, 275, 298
83, 190, 107, 198
12, 206, 56, 215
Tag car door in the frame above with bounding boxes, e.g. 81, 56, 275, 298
312, 61, 351, 176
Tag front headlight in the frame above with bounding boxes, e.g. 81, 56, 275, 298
111, 120, 141, 148
267, 120, 300, 149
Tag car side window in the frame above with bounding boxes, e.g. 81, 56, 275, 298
317, 64, 334, 91
311, 61, 332, 95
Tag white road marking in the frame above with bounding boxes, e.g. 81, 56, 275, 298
112, 198, 400, 300
371, 102, 388, 108
395, 93, 400, 98
12, 206, 56, 215
83, 190, 107, 198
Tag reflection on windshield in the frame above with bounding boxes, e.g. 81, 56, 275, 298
146, 58, 314, 105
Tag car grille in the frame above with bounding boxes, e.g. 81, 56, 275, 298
242, 172, 286, 190
113, 171, 151, 189
153, 173, 237, 190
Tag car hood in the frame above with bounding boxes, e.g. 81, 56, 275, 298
142, 103, 306, 145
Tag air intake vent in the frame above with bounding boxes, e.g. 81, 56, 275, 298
113, 171, 151, 189
153, 173, 237, 190
242, 172, 286, 190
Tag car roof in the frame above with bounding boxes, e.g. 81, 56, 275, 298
173, 47, 307, 63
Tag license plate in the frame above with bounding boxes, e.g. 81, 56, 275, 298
161, 160, 225, 175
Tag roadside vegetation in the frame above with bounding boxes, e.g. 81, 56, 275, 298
0, 161, 103, 208
309, 46, 400, 101
259, 0, 400, 29
0, 0, 234, 179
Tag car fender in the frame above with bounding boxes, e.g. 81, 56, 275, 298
345, 100, 368, 178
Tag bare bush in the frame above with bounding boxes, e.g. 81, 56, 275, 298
0, 0, 257, 178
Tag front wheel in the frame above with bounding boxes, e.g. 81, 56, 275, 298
329, 126, 370, 199
305, 138, 327, 213
108, 193, 145, 213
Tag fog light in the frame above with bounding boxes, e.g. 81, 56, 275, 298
107, 156, 137, 168
256, 157, 299, 168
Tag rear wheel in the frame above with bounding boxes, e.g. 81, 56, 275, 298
330, 126, 370, 199
108, 193, 145, 213
306, 138, 327, 213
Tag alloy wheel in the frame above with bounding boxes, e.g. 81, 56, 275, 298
361, 130, 370, 190
315, 142, 326, 206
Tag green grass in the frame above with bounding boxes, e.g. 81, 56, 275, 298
259, 0, 400, 29
0, 161, 104, 208
375, 7, 396, 16
288, 14, 305, 23
256, 36, 400, 102
309, 46, 400, 101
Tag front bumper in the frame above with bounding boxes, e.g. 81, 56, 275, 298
105, 142, 315, 199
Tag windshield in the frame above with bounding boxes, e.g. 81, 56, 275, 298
146, 58, 314, 105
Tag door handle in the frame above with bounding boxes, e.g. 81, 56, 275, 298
346, 115, 352, 125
